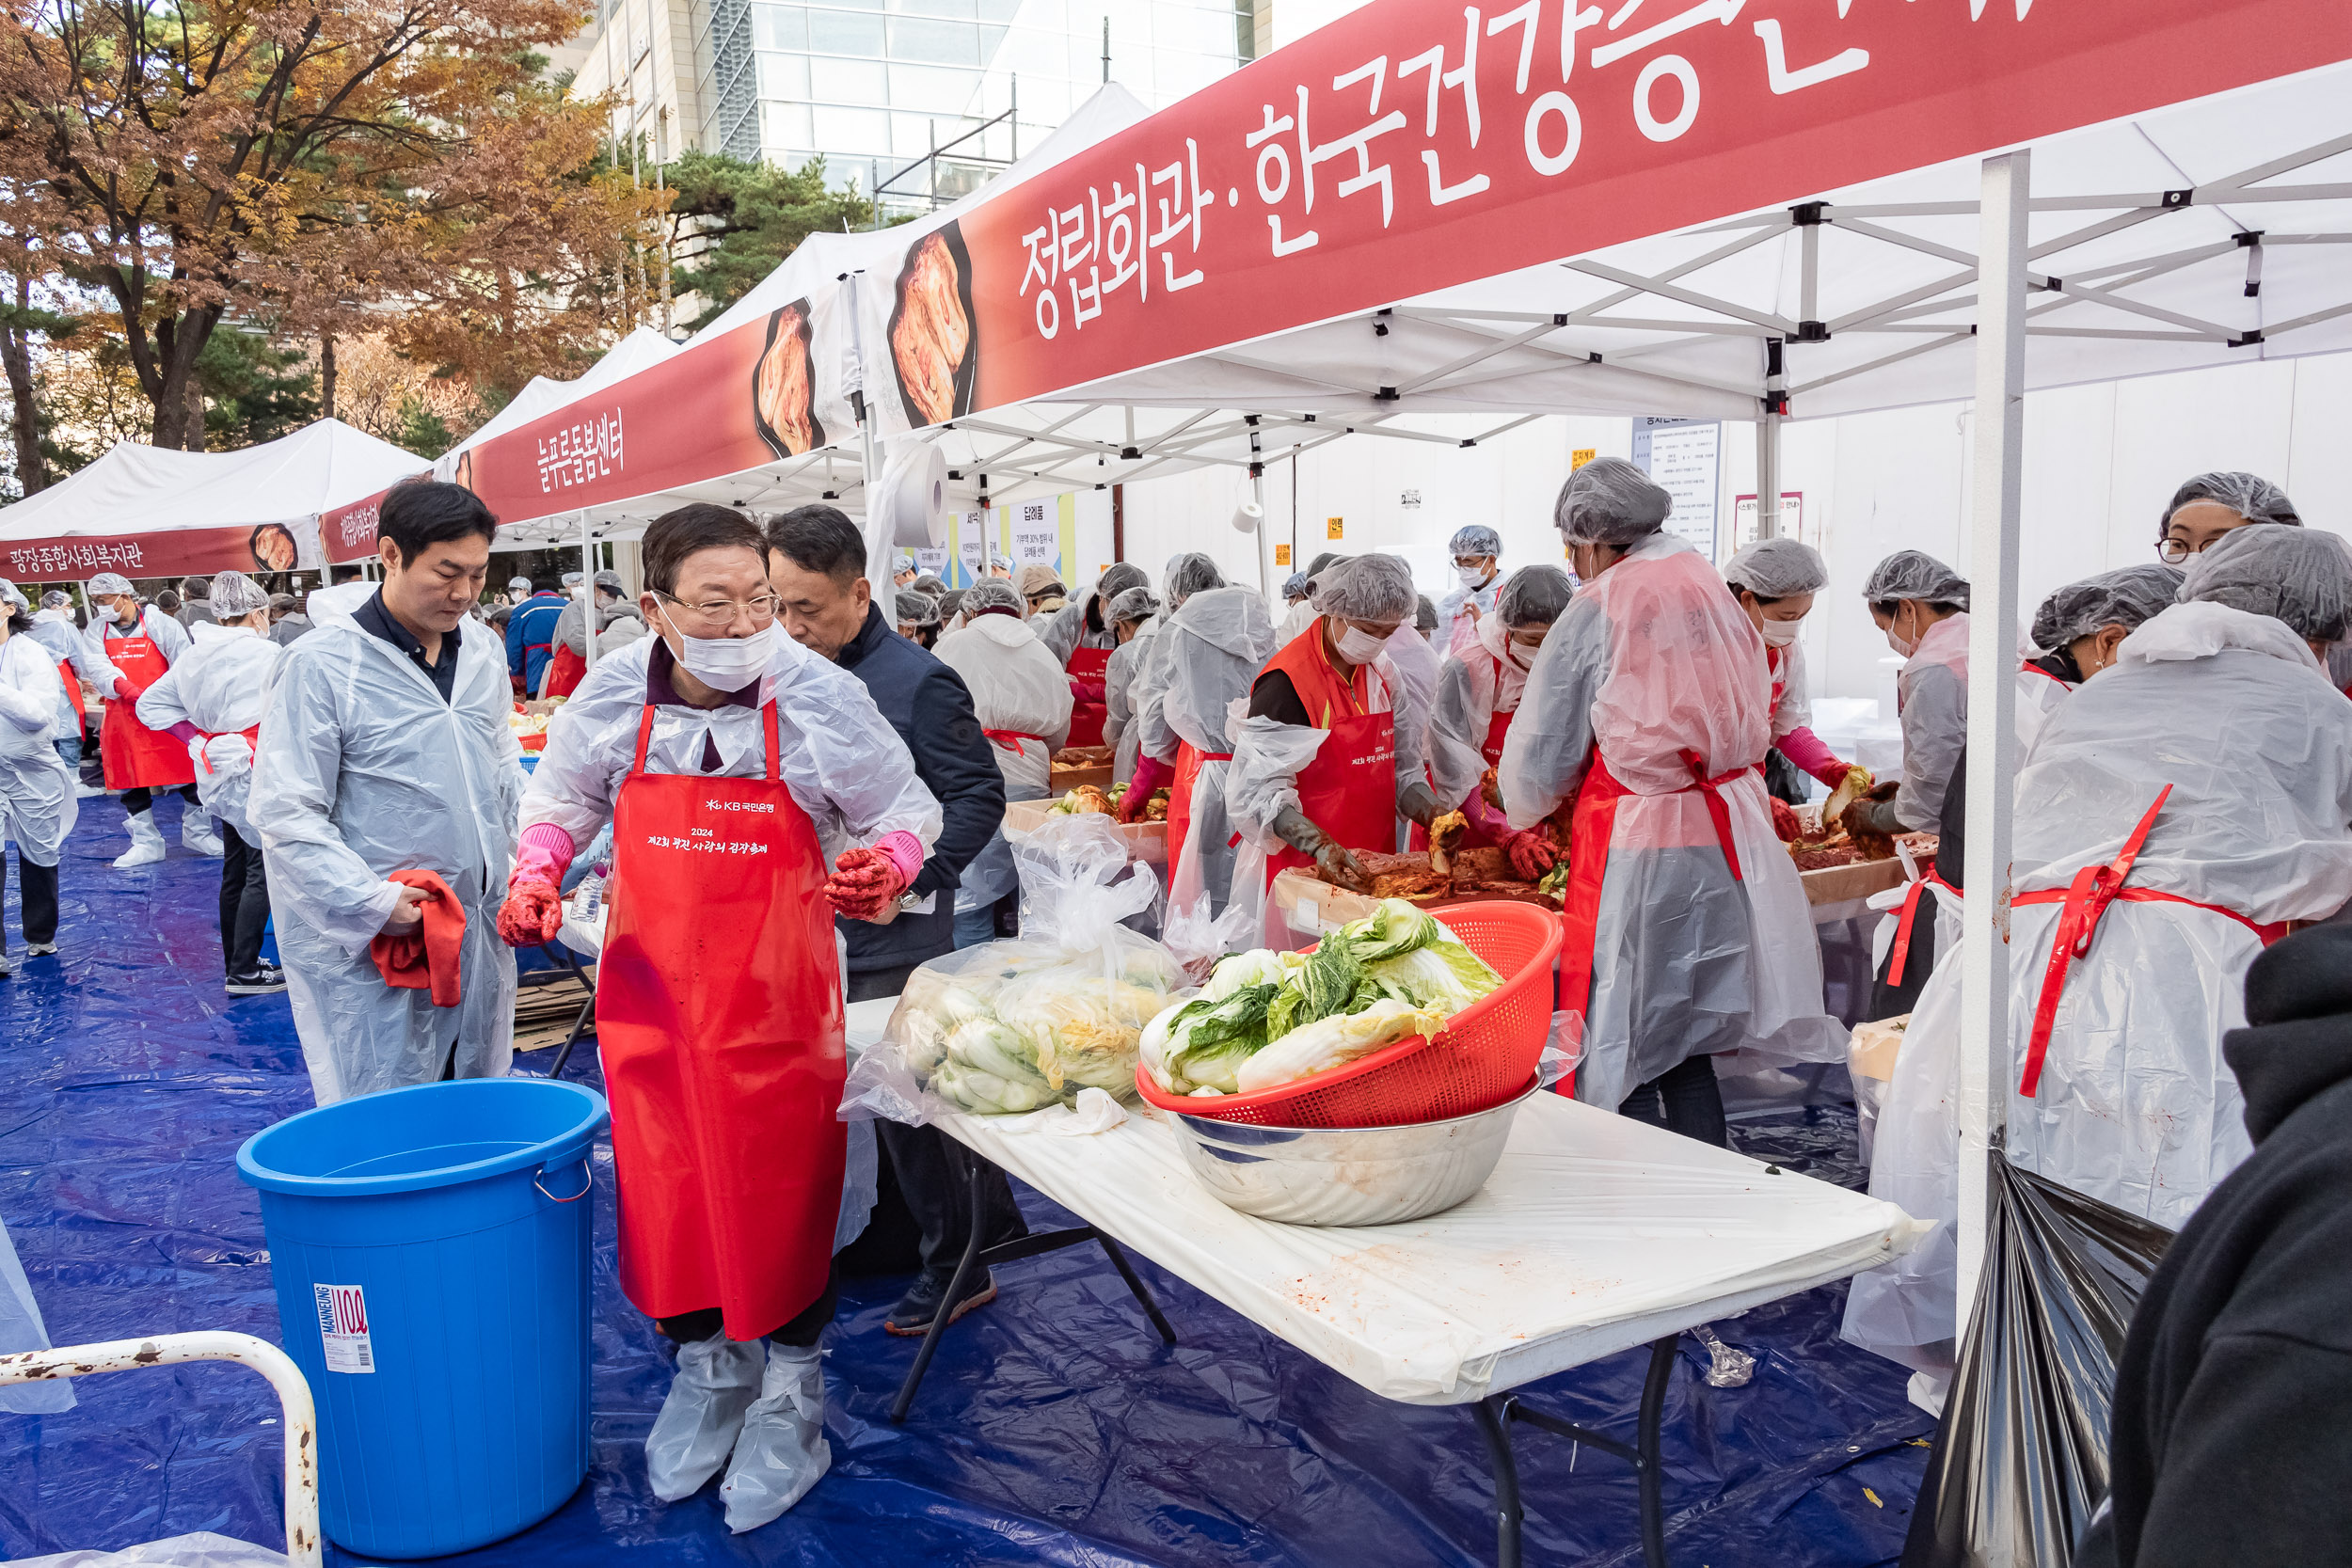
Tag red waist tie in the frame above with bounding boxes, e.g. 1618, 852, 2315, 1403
2010, 785, 2285, 1098
193, 724, 262, 776
1885, 870, 1957, 987
1677, 749, 1758, 883
982, 729, 1048, 756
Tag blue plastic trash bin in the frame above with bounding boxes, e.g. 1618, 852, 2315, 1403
237, 1078, 610, 1560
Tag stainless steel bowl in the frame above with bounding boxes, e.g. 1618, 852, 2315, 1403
1165, 1083, 1538, 1227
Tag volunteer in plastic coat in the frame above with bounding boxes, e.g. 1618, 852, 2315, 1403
1844, 561, 2187, 1406
135, 571, 287, 994
1429, 564, 1569, 879
1040, 561, 1146, 752
501, 502, 940, 1531
248, 482, 523, 1104
1435, 525, 1504, 658
1125, 555, 1226, 788
1226, 555, 1443, 939
1273, 551, 1346, 650
0, 579, 73, 973
85, 571, 226, 865
1851, 552, 1971, 840
1098, 585, 1161, 785
1720, 539, 1861, 796
26, 590, 98, 787
1121, 585, 1277, 919
933, 577, 1073, 945
541, 569, 627, 699
1500, 459, 1836, 1143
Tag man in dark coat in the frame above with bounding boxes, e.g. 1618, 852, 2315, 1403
765, 504, 1026, 1338
2075, 922, 2352, 1566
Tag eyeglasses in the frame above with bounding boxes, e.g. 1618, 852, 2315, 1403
655, 589, 780, 630
2156, 538, 2194, 564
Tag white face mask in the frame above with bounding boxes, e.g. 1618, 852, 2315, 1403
97, 602, 124, 625
1886, 609, 1920, 658
1759, 617, 1802, 648
1333, 623, 1390, 665
1455, 564, 1490, 590
669, 620, 777, 689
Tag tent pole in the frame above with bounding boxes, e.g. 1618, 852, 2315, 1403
844, 271, 893, 626
1955, 149, 2029, 1322
579, 510, 597, 675
1756, 336, 1786, 541
1248, 416, 1267, 598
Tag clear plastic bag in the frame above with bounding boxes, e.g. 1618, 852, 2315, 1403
841, 816, 1192, 1122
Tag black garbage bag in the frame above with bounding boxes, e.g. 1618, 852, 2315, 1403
1901, 1149, 2174, 1568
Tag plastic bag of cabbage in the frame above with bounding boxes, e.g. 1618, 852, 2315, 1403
872, 815, 1189, 1117
1140, 900, 1502, 1097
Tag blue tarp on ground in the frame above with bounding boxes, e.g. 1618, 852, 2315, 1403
0, 796, 1931, 1566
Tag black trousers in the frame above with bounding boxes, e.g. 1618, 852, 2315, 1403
218, 823, 272, 975
659, 1266, 840, 1348
120, 783, 199, 816
1619, 1053, 1729, 1148
2, 850, 58, 951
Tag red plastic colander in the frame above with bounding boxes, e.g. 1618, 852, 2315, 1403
1133, 899, 1564, 1129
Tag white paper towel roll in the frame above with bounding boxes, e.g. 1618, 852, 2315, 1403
880, 441, 948, 547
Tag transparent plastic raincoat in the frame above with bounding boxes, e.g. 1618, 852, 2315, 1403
1103, 615, 1160, 784
132, 621, 283, 837
0, 635, 73, 865
1499, 532, 1839, 1110
932, 610, 1073, 909
1430, 610, 1535, 808
1142, 587, 1277, 917
1891, 612, 1970, 832
248, 614, 523, 1104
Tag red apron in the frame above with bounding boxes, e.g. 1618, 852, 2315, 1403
99, 631, 197, 791
56, 658, 85, 727
542, 643, 587, 699
1884, 869, 1957, 987
596, 702, 847, 1338
1555, 750, 1758, 1032
1165, 739, 1231, 890
2010, 786, 2285, 1098
1066, 643, 1112, 748
1256, 628, 1399, 884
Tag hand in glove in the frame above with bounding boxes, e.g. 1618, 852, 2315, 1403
1119, 753, 1174, 823
1398, 780, 1445, 829
1069, 677, 1107, 705
1504, 830, 1558, 880
495, 823, 576, 946
823, 831, 925, 921
1273, 804, 1371, 894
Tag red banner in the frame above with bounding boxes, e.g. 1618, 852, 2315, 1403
1, 521, 319, 583
320, 490, 386, 564
876, 0, 2351, 420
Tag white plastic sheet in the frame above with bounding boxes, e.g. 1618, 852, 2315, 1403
0, 1212, 72, 1414
848, 996, 1919, 1404
8, 1534, 286, 1568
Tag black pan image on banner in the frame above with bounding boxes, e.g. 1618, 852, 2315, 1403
753, 300, 829, 459
249, 523, 300, 574
888, 220, 977, 430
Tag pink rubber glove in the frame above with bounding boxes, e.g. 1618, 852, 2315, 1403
1120, 752, 1175, 822
1459, 786, 1513, 843
496, 824, 576, 947
1777, 725, 1850, 789
875, 830, 925, 888
1069, 677, 1107, 705
167, 721, 202, 745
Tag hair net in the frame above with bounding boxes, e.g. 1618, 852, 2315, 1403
1104, 585, 1158, 625
2161, 470, 2301, 536
893, 552, 916, 573
961, 578, 1028, 617
1311, 553, 1418, 624
1166, 552, 1225, 604
1282, 571, 1310, 600
2180, 523, 2352, 641
2029, 563, 2185, 651
41, 590, 69, 610
988, 551, 1014, 571
269, 593, 296, 613
1553, 457, 1672, 546
896, 591, 941, 627
912, 573, 947, 597
936, 589, 965, 621
210, 569, 271, 618
88, 572, 134, 596
1497, 563, 1573, 627
562, 571, 584, 588
1449, 524, 1502, 558
1723, 537, 1830, 600
0, 579, 26, 613
1094, 562, 1148, 603
1014, 562, 1064, 598
1415, 594, 1438, 632
593, 569, 626, 594
508, 576, 532, 593
1863, 549, 1970, 608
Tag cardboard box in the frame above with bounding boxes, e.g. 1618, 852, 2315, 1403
1004, 798, 1168, 865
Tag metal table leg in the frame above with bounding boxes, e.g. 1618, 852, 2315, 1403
1490, 1332, 1683, 1568
1472, 1396, 1524, 1568
536, 942, 596, 1080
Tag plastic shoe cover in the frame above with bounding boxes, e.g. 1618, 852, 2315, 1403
720, 1343, 832, 1532
113, 811, 167, 869
183, 813, 225, 856
645, 1336, 765, 1502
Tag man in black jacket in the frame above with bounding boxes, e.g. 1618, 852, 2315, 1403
2075, 922, 2352, 1566
767, 506, 1026, 1337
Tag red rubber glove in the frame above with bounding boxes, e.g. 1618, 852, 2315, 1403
1069, 677, 1107, 705
111, 675, 139, 701
1504, 830, 1558, 880
1769, 797, 1804, 843
825, 846, 909, 920
1459, 786, 1512, 843
1120, 753, 1175, 822
495, 824, 576, 947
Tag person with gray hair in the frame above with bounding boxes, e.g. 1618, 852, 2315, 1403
268, 592, 312, 647
0, 578, 73, 972
134, 568, 287, 992
542, 568, 630, 697
1436, 522, 1505, 655
1722, 537, 1861, 800
176, 575, 217, 628
83, 570, 224, 864
1502, 458, 1836, 1147
1430, 564, 1572, 880
1098, 584, 1161, 784
2158, 470, 2301, 563
1225, 554, 1443, 918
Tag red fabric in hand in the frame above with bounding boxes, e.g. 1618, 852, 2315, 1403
370, 869, 466, 1007
1069, 677, 1107, 705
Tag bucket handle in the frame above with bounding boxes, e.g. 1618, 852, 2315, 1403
533, 1159, 593, 1204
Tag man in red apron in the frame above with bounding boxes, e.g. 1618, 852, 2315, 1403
1429, 563, 1571, 878
497, 503, 940, 1533
1500, 459, 1836, 1146
1229, 555, 1443, 910
83, 572, 220, 867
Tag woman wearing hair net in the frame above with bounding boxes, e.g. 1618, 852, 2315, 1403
133, 570, 287, 993
1097, 585, 1161, 784
932, 577, 1073, 944
2155, 469, 2299, 563
1039, 561, 1146, 749
1122, 551, 1226, 807
1843, 560, 2184, 1408
1721, 539, 1866, 801
1501, 459, 1836, 1144
0, 579, 74, 973
894, 591, 942, 650
1436, 524, 1504, 657
1274, 551, 1348, 650
1429, 564, 1570, 879
1226, 555, 1447, 939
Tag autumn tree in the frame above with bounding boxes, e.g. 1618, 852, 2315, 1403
0, 0, 667, 450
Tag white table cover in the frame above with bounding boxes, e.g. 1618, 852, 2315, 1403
845, 998, 1922, 1406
